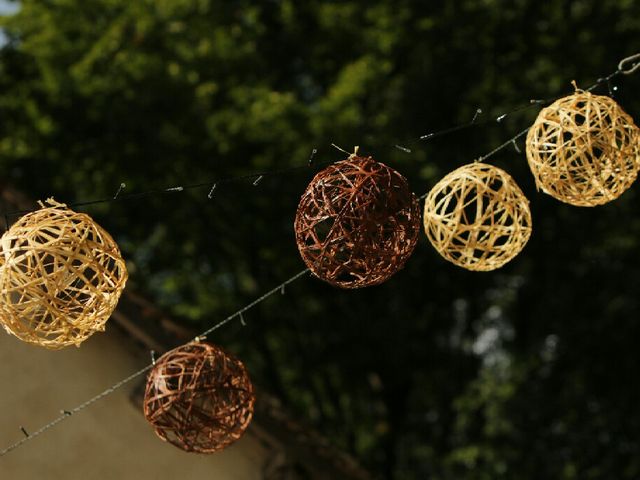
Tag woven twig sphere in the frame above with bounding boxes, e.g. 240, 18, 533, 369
0, 200, 127, 349
526, 90, 640, 206
294, 154, 420, 288
143, 342, 255, 453
423, 163, 532, 271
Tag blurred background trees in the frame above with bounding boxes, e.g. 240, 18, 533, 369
1, 1, 640, 478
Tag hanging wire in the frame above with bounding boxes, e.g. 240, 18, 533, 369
418, 126, 532, 202
415, 53, 640, 202
1, 161, 335, 219
2, 54, 632, 222
403, 53, 639, 156
2, 52, 637, 223
0, 98, 557, 221
0, 363, 154, 457
618, 52, 640, 75
0, 267, 310, 458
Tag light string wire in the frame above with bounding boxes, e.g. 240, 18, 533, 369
1, 160, 334, 220
0, 267, 310, 457
391, 53, 636, 154
0, 52, 638, 458
0, 88, 558, 220
418, 125, 532, 202
416, 53, 640, 200
3, 53, 636, 221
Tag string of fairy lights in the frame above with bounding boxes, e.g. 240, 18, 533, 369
0, 52, 639, 458
2, 55, 630, 221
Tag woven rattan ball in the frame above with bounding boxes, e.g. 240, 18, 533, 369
423, 162, 532, 271
294, 153, 420, 288
143, 342, 255, 453
0, 200, 127, 349
526, 90, 640, 206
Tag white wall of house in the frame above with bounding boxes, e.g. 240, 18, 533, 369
0, 325, 269, 479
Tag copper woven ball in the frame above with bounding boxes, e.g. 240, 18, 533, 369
423, 162, 532, 271
0, 199, 128, 349
526, 90, 640, 206
143, 342, 255, 453
294, 154, 420, 288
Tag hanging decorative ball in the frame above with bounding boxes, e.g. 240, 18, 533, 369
423, 162, 532, 271
0, 199, 128, 349
143, 342, 255, 453
294, 149, 421, 288
526, 88, 640, 206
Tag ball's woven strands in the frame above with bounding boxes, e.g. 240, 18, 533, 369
526, 90, 640, 206
0, 200, 127, 349
423, 163, 532, 271
294, 154, 420, 288
143, 342, 255, 453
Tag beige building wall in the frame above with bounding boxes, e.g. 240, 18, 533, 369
0, 326, 269, 479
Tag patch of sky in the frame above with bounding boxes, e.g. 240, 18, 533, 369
0, 0, 19, 47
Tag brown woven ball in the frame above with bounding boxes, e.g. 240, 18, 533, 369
0, 199, 128, 349
423, 162, 532, 271
526, 90, 640, 206
294, 154, 420, 288
143, 342, 255, 453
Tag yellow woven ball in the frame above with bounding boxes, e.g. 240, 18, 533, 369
0, 200, 128, 349
526, 90, 640, 206
423, 163, 532, 271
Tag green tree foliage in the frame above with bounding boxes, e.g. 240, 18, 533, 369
2, 1, 640, 478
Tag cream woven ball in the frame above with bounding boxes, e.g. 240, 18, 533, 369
0, 199, 128, 349
526, 90, 640, 206
423, 162, 532, 271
